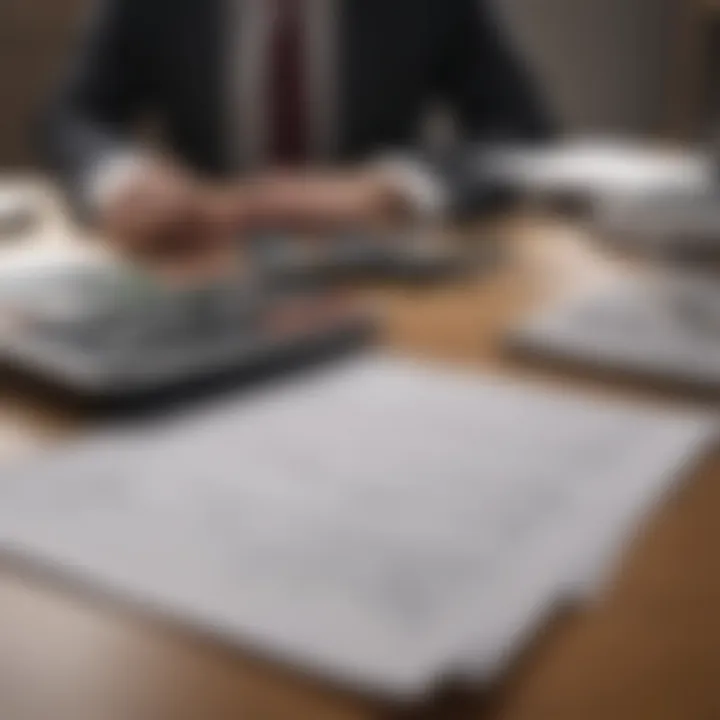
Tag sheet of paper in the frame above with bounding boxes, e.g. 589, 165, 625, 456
0, 355, 714, 696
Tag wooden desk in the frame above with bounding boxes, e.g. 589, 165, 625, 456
1, 181, 719, 720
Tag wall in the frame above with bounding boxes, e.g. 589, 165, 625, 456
497, 0, 678, 137
0, 0, 87, 168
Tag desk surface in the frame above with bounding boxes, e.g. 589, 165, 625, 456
1, 180, 719, 720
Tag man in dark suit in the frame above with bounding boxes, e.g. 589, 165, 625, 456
43, 0, 552, 270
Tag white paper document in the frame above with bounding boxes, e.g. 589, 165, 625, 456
0, 355, 715, 697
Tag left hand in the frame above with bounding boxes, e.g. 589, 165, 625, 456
245, 169, 408, 233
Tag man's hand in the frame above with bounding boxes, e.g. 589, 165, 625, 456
100, 162, 243, 282
245, 169, 408, 233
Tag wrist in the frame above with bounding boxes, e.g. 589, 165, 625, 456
369, 157, 449, 220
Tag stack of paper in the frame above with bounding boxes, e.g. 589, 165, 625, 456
0, 355, 715, 698
482, 139, 711, 202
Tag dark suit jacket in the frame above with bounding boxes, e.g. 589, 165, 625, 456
42, 0, 553, 215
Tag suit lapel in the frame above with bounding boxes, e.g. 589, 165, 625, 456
338, 0, 427, 157
160, 0, 228, 174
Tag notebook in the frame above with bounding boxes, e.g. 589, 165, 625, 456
0, 355, 714, 698
510, 278, 720, 390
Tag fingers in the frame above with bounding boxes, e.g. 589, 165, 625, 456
150, 240, 241, 286
103, 165, 198, 258
101, 169, 244, 283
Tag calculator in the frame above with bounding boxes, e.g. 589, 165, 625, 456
0, 256, 373, 405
